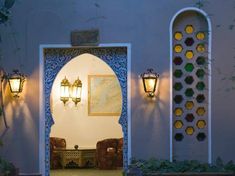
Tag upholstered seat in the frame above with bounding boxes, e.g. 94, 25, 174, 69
50, 137, 66, 169
96, 138, 123, 169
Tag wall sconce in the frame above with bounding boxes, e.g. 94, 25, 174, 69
141, 68, 159, 97
71, 77, 82, 106
60, 77, 70, 105
8, 69, 26, 98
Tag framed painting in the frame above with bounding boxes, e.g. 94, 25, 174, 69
88, 75, 122, 116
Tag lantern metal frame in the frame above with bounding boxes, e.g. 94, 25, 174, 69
141, 68, 159, 97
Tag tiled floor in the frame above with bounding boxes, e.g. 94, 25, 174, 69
50, 169, 123, 176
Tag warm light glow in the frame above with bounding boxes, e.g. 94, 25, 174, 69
9, 78, 21, 93
141, 69, 159, 97
7, 70, 26, 97
144, 78, 156, 92
71, 77, 82, 105
60, 77, 70, 105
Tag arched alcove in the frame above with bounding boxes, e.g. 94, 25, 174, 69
50, 53, 123, 150
170, 8, 212, 163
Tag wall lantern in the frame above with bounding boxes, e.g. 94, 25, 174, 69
141, 68, 159, 97
8, 69, 26, 98
71, 77, 82, 106
60, 77, 70, 105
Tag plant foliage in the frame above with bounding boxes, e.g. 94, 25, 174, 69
129, 158, 235, 174
0, 0, 15, 24
0, 157, 15, 175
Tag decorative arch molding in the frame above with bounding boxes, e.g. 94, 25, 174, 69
169, 7, 212, 163
39, 44, 131, 176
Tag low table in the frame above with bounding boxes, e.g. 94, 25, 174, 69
54, 149, 96, 168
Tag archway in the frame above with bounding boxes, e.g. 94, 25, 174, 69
50, 53, 123, 171
40, 45, 131, 176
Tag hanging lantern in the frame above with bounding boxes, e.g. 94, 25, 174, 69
8, 69, 26, 97
60, 77, 70, 105
141, 68, 159, 97
71, 77, 82, 106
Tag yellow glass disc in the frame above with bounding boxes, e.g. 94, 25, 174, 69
196, 107, 206, 116
197, 32, 205, 40
174, 120, 183, 129
185, 126, 194, 135
174, 44, 183, 53
185, 50, 194, 59
185, 101, 194, 110
174, 108, 183, 116
185, 25, 194, 34
197, 120, 206, 129
174, 32, 183, 41
197, 44, 205, 53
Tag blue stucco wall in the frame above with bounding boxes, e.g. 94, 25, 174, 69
0, 0, 235, 173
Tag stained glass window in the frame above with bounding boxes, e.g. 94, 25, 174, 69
174, 82, 183, 91
175, 133, 184, 141
196, 107, 206, 116
196, 82, 205, 91
196, 32, 205, 40
196, 69, 205, 79
184, 63, 194, 72
184, 76, 194, 84
196, 44, 205, 53
174, 57, 183, 65
174, 120, 184, 129
175, 32, 183, 41
185, 50, 194, 59
174, 108, 183, 116
185, 101, 194, 110
185, 88, 194, 97
196, 56, 206, 65
197, 120, 206, 129
185, 126, 194, 135
185, 38, 194, 46
185, 113, 195, 122
173, 22, 209, 143
174, 95, 183, 104
185, 25, 194, 34
174, 44, 183, 53
197, 133, 206, 141
174, 70, 183, 78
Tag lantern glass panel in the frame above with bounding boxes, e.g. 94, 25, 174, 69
9, 78, 21, 93
71, 85, 82, 105
144, 78, 156, 93
60, 85, 70, 99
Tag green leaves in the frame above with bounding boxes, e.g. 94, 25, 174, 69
0, 157, 15, 174
129, 158, 235, 173
0, 0, 16, 24
4, 0, 16, 10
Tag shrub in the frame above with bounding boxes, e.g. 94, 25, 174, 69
129, 157, 235, 174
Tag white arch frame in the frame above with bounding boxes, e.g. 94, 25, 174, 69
169, 7, 212, 163
39, 43, 132, 175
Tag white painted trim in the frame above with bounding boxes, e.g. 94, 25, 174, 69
207, 13, 212, 165
127, 44, 132, 164
39, 45, 45, 176
169, 7, 212, 163
39, 43, 132, 174
169, 24, 173, 162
